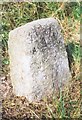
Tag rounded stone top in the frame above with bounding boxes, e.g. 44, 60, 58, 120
9, 18, 59, 36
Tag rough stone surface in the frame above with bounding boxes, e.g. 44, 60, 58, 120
8, 18, 71, 102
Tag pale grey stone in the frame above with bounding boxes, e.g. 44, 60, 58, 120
8, 18, 71, 102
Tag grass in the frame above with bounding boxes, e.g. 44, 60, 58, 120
2, 75, 80, 119
1, 2, 81, 119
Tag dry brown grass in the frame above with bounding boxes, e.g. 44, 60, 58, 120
1, 2, 80, 119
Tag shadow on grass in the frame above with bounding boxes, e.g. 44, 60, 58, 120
66, 42, 75, 71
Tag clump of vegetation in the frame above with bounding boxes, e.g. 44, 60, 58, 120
1, 2, 80, 119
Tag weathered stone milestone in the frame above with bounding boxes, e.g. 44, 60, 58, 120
8, 18, 71, 102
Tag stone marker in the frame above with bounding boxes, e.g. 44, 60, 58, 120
8, 18, 71, 102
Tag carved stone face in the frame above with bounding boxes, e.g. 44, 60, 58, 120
8, 18, 71, 102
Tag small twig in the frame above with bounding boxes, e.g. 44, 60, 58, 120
29, 108, 40, 119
